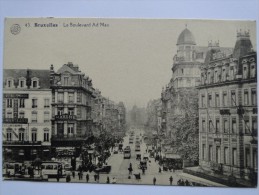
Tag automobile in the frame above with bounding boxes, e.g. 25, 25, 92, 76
94, 165, 111, 174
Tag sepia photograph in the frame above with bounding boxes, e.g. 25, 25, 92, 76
1, 17, 258, 189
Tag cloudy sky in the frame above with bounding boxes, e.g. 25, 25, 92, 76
4, 18, 256, 109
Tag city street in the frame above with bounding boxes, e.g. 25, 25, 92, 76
48, 129, 225, 187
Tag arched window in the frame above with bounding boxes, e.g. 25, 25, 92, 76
6, 78, 14, 88
18, 77, 26, 88
31, 77, 39, 88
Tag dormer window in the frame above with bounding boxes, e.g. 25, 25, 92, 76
250, 63, 256, 78
243, 65, 248, 79
31, 77, 39, 88
6, 78, 14, 88
19, 77, 26, 88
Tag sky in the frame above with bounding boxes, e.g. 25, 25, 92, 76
3, 18, 256, 109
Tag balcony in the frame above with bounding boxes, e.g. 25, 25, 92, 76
3, 118, 28, 124
54, 114, 77, 121
51, 134, 88, 141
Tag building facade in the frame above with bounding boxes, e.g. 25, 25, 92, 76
198, 30, 257, 181
50, 62, 96, 152
3, 69, 52, 161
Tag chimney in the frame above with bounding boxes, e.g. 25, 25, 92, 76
26, 69, 31, 88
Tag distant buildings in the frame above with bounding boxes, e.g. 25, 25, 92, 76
198, 30, 257, 181
2, 62, 126, 162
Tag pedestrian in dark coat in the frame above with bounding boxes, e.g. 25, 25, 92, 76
94, 174, 97, 181
153, 177, 156, 185
169, 176, 173, 185
106, 176, 110, 184
66, 175, 71, 182
159, 167, 162, 173
86, 173, 89, 183
72, 170, 75, 178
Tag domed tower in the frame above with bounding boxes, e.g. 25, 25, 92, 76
171, 27, 201, 88
176, 27, 196, 61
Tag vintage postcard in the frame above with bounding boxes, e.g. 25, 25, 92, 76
2, 18, 257, 187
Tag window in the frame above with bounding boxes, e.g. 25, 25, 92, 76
19, 111, 25, 118
19, 128, 25, 141
201, 95, 206, 107
6, 129, 12, 141
64, 77, 69, 86
32, 80, 38, 88
68, 108, 74, 115
232, 148, 237, 166
31, 111, 37, 123
222, 68, 226, 81
209, 145, 213, 161
68, 93, 74, 103
250, 64, 256, 78
6, 111, 12, 118
232, 118, 237, 134
243, 65, 248, 79
214, 70, 218, 82
223, 92, 227, 106
44, 98, 50, 108
245, 147, 250, 168
77, 92, 82, 103
230, 66, 234, 80
231, 91, 236, 106
208, 72, 211, 83
208, 94, 212, 107
58, 93, 64, 103
7, 99, 12, 108
216, 146, 221, 164
215, 93, 219, 107
44, 129, 49, 142
68, 124, 74, 134
57, 108, 64, 115
44, 111, 50, 122
19, 99, 25, 108
244, 90, 249, 105
253, 149, 258, 169
202, 119, 206, 132
252, 118, 257, 135
20, 80, 25, 88
224, 147, 229, 164
202, 144, 206, 160
6, 78, 13, 88
209, 120, 213, 132
251, 89, 257, 105
32, 98, 37, 108
223, 119, 228, 133
31, 129, 37, 142
216, 119, 220, 133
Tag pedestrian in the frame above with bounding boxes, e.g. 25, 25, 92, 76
78, 171, 81, 180
142, 167, 145, 175
112, 177, 117, 184
94, 174, 97, 181
169, 176, 173, 185
185, 179, 190, 186
57, 174, 60, 182
72, 170, 75, 178
66, 174, 71, 182
86, 173, 89, 183
97, 173, 100, 183
106, 176, 110, 184
159, 167, 162, 173
153, 177, 156, 185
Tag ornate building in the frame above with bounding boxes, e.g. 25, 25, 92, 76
50, 62, 96, 152
3, 69, 52, 161
198, 30, 257, 183
161, 27, 207, 139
